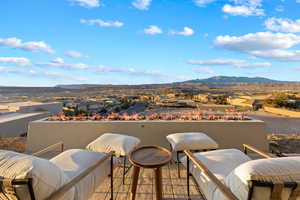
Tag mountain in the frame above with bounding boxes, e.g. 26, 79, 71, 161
181, 76, 287, 84
55, 76, 295, 89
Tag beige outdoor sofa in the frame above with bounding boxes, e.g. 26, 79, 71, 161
0, 142, 114, 200
182, 144, 300, 200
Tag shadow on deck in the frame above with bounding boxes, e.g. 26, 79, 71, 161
90, 163, 204, 200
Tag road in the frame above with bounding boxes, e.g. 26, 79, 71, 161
248, 111, 300, 134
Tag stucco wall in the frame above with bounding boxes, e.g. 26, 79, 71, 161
27, 120, 268, 153
0, 112, 50, 137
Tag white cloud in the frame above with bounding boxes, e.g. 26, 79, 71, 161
51, 57, 64, 64
132, 0, 152, 10
275, 5, 284, 12
235, 62, 271, 68
195, 0, 265, 16
193, 67, 214, 74
144, 25, 163, 35
251, 49, 300, 61
188, 58, 245, 65
93, 65, 172, 78
188, 58, 271, 68
297, 0, 300, 3
214, 32, 300, 52
0, 66, 88, 81
38, 59, 172, 78
80, 19, 124, 27
66, 50, 87, 58
265, 18, 300, 33
170, 27, 195, 36
215, 32, 300, 62
0, 37, 54, 54
194, 0, 216, 7
37, 59, 89, 69
69, 0, 101, 8
222, 4, 264, 16
0, 57, 31, 66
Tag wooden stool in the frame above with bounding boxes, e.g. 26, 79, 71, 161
129, 146, 172, 200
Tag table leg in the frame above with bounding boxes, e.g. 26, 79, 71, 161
130, 166, 140, 200
154, 167, 163, 200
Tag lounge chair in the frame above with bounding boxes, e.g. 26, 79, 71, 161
0, 142, 114, 200
182, 144, 300, 200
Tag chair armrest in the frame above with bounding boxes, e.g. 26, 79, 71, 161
46, 151, 114, 200
31, 142, 64, 157
184, 150, 239, 200
281, 153, 300, 157
243, 144, 275, 158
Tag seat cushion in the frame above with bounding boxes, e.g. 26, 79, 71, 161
0, 150, 74, 200
214, 156, 300, 200
86, 133, 141, 157
167, 132, 218, 151
181, 149, 251, 200
50, 149, 112, 200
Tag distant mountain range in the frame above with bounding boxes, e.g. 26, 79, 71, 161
181, 76, 288, 84
0, 76, 298, 97
55, 76, 293, 89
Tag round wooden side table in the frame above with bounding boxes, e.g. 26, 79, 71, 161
129, 145, 172, 200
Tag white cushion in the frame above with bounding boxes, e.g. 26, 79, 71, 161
181, 149, 251, 200
214, 156, 300, 200
167, 132, 218, 151
86, 133, 141, 157
0, 150, 74, 200
50, 149, 112, 200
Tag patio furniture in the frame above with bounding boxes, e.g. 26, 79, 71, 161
166, 132, 218, 178
86, 133, 141, 184
183, 144, 300, 200
129, 146, 172, 200
0, 142, 114, 200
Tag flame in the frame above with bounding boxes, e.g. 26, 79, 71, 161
50, 111, 247, 121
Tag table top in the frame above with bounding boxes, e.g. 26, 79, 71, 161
129, 146, 172, 168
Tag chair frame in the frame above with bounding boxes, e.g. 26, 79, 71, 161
185, 144, 300, 200
168, 143, 217, 178
120, 155, 133, 184
0, 142, 115, 200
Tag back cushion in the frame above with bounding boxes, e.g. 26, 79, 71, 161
0, 150, 74, 200
213, 157, 300, 200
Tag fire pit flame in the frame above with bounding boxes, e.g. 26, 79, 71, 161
49, 111, 247, 121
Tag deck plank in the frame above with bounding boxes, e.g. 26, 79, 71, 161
89, 163, 204, 200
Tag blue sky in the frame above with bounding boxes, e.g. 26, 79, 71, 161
1, 0, 300, 86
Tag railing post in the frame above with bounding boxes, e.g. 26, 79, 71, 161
110, 155, 114, 200
244, 145, 247, 155
187, 154, 190, 199
177, 151, 181, 178
123, 156, 126, 184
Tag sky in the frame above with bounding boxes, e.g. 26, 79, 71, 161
1, 0, 300, 86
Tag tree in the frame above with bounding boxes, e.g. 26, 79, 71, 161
214, 95, 228, 105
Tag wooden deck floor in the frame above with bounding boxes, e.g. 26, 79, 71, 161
90, 163, 204, 200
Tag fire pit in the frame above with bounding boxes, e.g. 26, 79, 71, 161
48, 111, 248, 121
27, 109, 267, 155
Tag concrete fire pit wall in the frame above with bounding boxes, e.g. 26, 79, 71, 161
27, 120, 268, 153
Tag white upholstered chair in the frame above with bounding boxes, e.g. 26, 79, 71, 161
0, 143, 114, 200
182, 144, 300, 200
